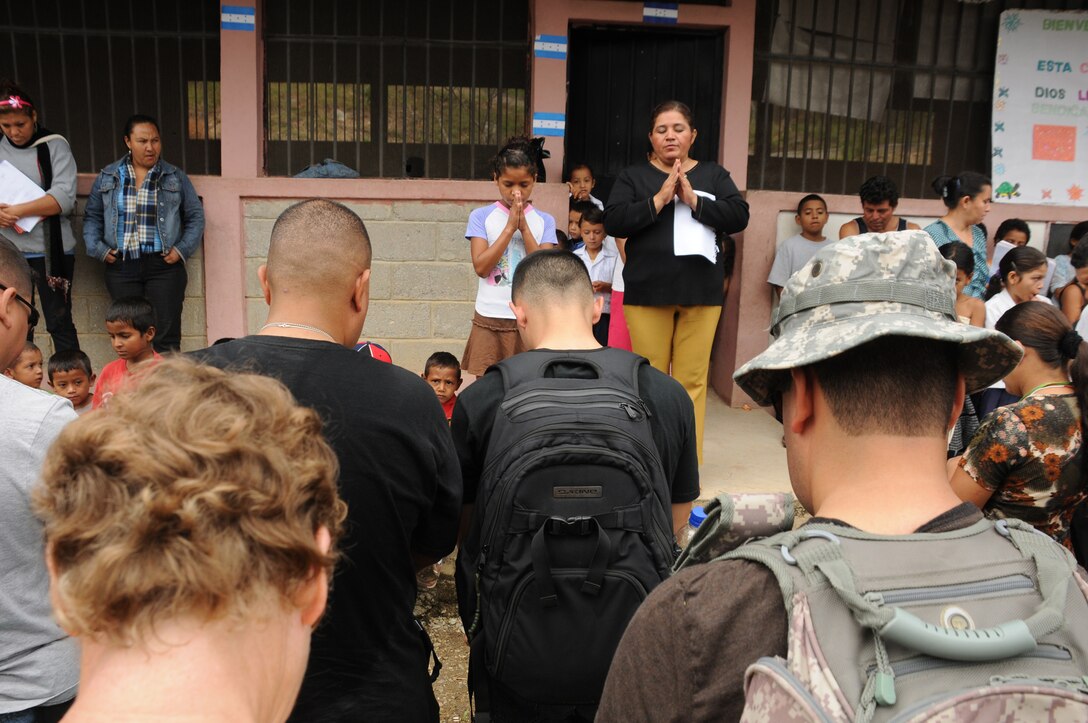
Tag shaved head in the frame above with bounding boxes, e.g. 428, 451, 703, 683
266, 199, 371, 297
0, 236, 31, 295
511, 249, 594, 309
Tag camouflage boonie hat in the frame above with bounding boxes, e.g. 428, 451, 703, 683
734, 231, 1022, 406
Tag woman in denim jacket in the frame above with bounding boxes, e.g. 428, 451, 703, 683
84, 114, 204, 352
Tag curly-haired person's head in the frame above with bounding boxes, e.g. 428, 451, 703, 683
35, 357, 347, 645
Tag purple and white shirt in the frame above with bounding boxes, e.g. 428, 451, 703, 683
465, 201, 556, 318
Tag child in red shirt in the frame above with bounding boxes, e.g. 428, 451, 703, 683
422, 351, 462, 424
416, 352, 462, 591
93, 297, 161, 410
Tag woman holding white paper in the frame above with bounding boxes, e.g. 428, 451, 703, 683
0, 81, 80, 352
604, 100, 749, 462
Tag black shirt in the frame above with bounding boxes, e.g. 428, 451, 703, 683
451, 348, 700, 506
604, 161, 749, 307
192, 336, 461, 723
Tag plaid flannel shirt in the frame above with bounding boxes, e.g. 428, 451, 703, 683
117, 158, 162, 259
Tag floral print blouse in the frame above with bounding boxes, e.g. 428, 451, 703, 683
961, 393, 1085, 548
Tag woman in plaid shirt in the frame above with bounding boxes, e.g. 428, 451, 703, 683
84, 114, 204, 352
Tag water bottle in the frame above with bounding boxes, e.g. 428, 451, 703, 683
681, 505, 707, 548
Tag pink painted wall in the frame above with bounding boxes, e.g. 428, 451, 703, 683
78, 174, 568, 343
220, 2, 263, 178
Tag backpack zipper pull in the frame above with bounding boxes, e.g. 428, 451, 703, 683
620, 403, 643, 420
874, 671, 897, 706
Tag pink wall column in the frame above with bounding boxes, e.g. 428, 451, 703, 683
220, 2, 263, 178
719, 2, 755, 190
207, 0, 264, 341
530, 0, 571, 182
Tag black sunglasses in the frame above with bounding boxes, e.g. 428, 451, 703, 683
0, 282, 39, 329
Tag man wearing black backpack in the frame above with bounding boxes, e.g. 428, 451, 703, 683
451, 250, 699, 722
598, 232, 1088, 721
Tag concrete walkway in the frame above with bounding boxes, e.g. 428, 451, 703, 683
699, 394, 791, 499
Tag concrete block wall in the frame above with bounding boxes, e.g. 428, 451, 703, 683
29, 200, 207, 379
244, 199, 479, 375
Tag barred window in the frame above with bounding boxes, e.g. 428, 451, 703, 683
264, 0, 530, 179
748, 0, 1083, 197
267, 82, 373, 143
0, 0, 221, 175
187, 80, 221, 141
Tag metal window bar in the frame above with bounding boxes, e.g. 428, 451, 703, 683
263, 0, 530, 179
749, 0, 1082, 197
0, 0, 220, 175
937, 0, 966, 187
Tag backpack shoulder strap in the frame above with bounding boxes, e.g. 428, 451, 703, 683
30, 133, 68, 149
597, 347, 648, 396
721, 528, 812, 621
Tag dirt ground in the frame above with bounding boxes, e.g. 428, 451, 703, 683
414, 557, 471, 723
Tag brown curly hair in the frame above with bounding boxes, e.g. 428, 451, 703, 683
35, 357, 347, 643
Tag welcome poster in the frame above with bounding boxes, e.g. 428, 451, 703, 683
992, 10, 1088, 207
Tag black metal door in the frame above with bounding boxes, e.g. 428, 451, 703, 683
565, 25, 725, 204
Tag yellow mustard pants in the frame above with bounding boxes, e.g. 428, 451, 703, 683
623, 304, 722, 464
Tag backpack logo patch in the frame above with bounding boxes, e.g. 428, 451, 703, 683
553, 485, 603, 499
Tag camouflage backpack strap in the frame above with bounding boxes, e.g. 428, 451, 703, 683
712, 523, 817, 623
673, 492, 796, 571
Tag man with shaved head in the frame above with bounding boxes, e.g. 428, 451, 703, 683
0, 236, 80, 721
192, 199, 461, 723
451, 250, 699, 720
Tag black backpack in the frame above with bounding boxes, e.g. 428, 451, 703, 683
457, 348, 678, 716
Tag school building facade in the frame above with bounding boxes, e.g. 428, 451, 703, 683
6, 0, 1086, 404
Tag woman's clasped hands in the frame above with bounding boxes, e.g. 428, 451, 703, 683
653, 159, 698, 212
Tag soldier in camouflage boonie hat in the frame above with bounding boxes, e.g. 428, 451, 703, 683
734, 230, 1022, 406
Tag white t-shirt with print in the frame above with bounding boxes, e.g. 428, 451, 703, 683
465, 201, 557, 318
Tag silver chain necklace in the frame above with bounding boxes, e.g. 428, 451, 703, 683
259, 321, 336, 342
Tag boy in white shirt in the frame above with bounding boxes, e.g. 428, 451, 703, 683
574, 206, 617, 345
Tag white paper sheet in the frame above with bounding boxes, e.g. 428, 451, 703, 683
672, 190, 717, 263
0, 160, 46, 233
988, 240, 1016, 278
